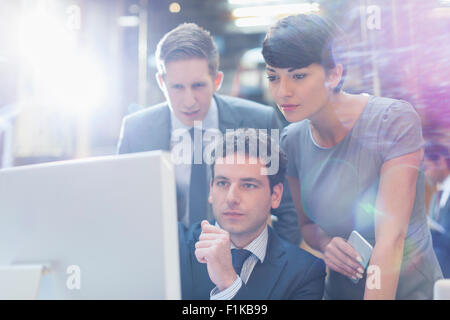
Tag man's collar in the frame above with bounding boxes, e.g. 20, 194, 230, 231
233, 226, 268, 264
170, 97, 218, 133
215, 222, 268, 264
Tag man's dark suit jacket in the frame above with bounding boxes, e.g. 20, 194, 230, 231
178, 221, 326, 300
117, 94, 301, 245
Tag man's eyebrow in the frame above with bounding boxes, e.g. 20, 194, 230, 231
214, 175, 229, 180
266, 67, 306, 72
240, 177, 264, 185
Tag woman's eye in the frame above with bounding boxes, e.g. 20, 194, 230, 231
293, 74, 306, 80
193, 82, 206, 88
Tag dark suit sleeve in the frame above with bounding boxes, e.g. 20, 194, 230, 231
231, 257, 325, 300
178, 222, 194, 300
267, 109, 302, 245
290, 258, 326, 300
270, 107, 283, 131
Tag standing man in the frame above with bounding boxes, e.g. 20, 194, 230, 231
117, 23, 301, 245
425, 142, 450, 277
178, 129, 325, 299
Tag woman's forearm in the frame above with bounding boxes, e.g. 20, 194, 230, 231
287, 176, 333, 253
300, 222, 332, 254
365, 150, 422, 299
363, 237, 405, 299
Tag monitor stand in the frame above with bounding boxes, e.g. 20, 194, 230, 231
0, 264, 49, 299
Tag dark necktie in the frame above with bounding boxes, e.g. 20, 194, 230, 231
188, 127, 207, 226
231, 249, 252, 276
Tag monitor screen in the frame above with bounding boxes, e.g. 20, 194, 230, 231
0, 151, 180, 299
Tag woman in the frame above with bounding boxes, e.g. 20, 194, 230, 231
262, 14, 443, 299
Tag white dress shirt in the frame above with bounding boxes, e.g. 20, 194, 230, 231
170, 99, 219, 226
428, 174, 450, 233
439, 175, 450, 209
210, 224, 269, 300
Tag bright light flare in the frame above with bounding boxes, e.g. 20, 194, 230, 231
232, 3, 320, 18
234, 17, 273, 28
117, 15, 140, 27
229, 0, 278, 4
33, 54, 107, 115
169, 2, 181, 13
18, 9, 107, 115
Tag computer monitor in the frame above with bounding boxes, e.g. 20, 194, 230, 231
0, 151, 180, 299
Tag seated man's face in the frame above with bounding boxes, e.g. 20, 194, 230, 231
208, 154, 283, 242
158, 58, 222, 127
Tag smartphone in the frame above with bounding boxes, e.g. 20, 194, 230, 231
347, 230, 373, 284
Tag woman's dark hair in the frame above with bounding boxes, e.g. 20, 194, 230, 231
262, 14, 347, 93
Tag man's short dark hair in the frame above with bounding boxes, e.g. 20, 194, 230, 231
425, 142, 450, 169
262, 14, 347, 93
210, 129, 287, 193
155, 23, 219, 77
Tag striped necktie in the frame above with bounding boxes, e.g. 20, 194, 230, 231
231, 249, 252, 276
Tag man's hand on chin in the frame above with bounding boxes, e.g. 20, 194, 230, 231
194, 220, 238, 291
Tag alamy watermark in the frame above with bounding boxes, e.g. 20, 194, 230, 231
366, 265, 381, 290
365, 5, 381, 31
66, 265, 81, 290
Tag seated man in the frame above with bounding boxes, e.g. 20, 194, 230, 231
178, 129, 326, 299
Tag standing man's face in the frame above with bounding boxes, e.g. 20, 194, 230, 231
157, 58, 223, 127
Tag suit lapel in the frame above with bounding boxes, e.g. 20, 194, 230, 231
244, 227, 287, 299
148, 105, 171, 151
215, 95, 243, 133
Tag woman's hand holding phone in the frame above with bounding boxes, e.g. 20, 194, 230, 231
323, 237, 365, 281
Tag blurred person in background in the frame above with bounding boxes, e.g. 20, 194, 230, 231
262, 14, 442, 299
117, 23, 301, 246
425, 142, 450, 278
